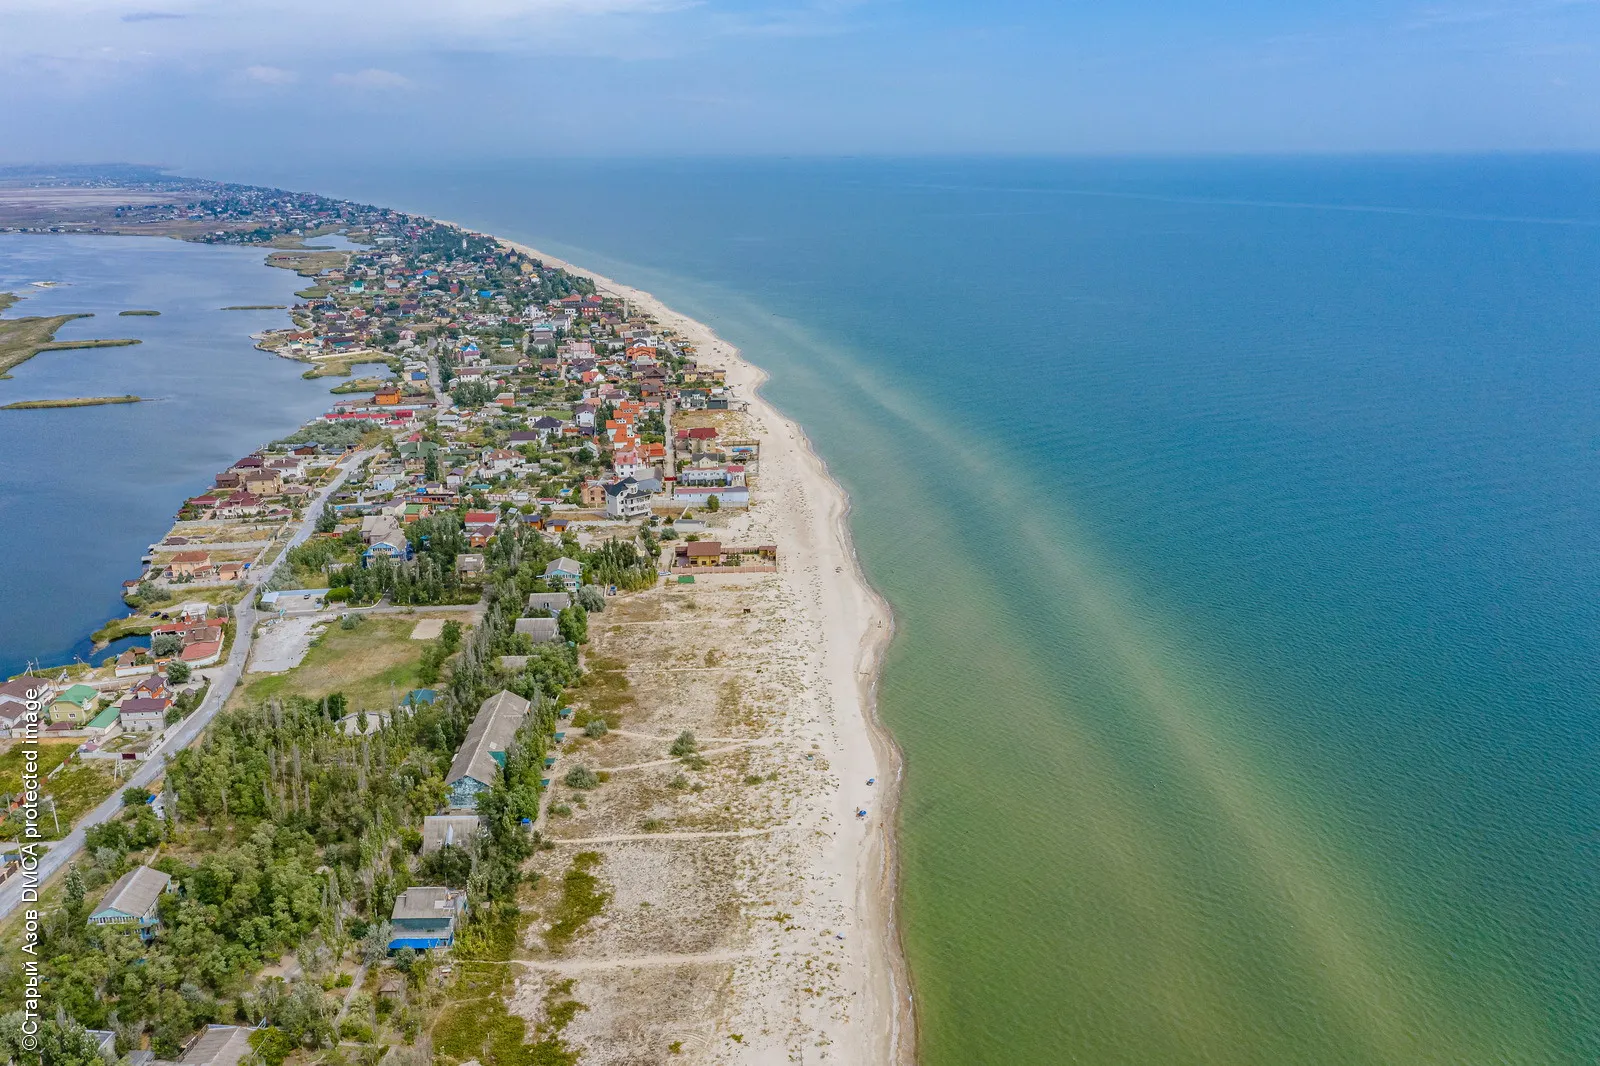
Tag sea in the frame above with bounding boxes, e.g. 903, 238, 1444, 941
45, 156, 1600, 1061
0, 233, 381, 678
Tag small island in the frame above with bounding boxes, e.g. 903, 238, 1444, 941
118, 309, 161, 316
221, 304, 288, 310
1, 394, 146, 410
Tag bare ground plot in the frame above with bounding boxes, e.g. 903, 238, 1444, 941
508, 963, 732, 1065
509, 573, 859, 1061
410, 618, 445, 640
247, 616, 322, 673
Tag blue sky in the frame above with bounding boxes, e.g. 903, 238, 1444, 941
2, 0, 1598, 164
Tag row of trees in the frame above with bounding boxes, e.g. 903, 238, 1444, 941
2, 501, 594, 1061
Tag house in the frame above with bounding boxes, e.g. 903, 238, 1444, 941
446, 690, 530, 809
239, 470, 283, 495
463, 509, 498, 546
119, 697, 170, 733
421, 814, 483, 854
676, 541, 725, 568
178, 1025, 258, 1066
525, 592, 571, 615
672, 485, 750, 508
180, 639, 223, 668
388, 886, 468, 951
0, 677, 50, 733
167, 551, 213, 579
88, 865, 173, 938
513, 616, 560, 643
375, 384, 402, 405
580, 479, 606, 509
671, 542, 780, 571
50, 683, 100, 725
114, 649, 154, 678
456, 553, 486, 578
604, 477, 652, 520
133, 674, 171, 701
543, 557, 583, 591
364, 536, 409, 566
84, 706, 122, 739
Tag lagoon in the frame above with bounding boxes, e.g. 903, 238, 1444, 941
0, 234, 343, 678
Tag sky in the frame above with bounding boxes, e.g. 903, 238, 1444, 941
2, 0, 1600, 164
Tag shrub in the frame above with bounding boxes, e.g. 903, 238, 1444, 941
575, 585, 605, 612
325, 587, 351, 602
669, 730, 697, 758
564, 766, 599, 790
583, 719, 608, 738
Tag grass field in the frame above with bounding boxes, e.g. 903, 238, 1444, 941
234, 615, 469, 713
2, 395, 145, 410
0, 312, 91, 377
0, 741, 117, 840
0, 740, 77, 794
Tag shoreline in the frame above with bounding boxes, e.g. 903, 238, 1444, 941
498, 235, 916, 1064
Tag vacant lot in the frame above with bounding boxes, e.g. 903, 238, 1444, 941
236, 613, 474, 713
0, 740, 77, 793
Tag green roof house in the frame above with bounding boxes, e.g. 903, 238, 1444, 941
50, 683, 99, 725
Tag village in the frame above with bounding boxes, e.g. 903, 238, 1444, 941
0, 185, 897, 1066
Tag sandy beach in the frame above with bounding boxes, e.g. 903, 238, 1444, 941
497, 237, 914, 1064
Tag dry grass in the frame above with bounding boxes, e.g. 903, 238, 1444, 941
235, 613, 473, 712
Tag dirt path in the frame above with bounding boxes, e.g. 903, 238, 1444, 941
599, 739, 782, 773
512, 950, 760, 973
544, 828, 777, 845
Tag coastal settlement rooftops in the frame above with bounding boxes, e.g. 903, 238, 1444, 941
445, 690, 529, 808
178, 1025, 258, 1066
513, 616, 560, 643
89, 864, 172, 930
421, 814, 483, 853
525, 592, 571, 614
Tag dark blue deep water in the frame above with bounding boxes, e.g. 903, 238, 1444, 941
0, 235, 344, 677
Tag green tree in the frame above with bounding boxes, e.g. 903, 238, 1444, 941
557, 605, 588, 645
63, 863, 86, 922
166, 660, 191, 684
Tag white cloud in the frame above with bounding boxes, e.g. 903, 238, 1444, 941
242, 64, 296, 84
329, 67, 412, 89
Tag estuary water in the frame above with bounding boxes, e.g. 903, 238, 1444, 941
0, 234, 344, 678
227, 157, 1600, 1062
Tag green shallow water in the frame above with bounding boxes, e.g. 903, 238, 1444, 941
257, 156, 1600, 1062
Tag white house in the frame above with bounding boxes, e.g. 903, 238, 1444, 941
604, 477, 652, 520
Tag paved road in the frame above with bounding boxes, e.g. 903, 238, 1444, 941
0, 448, 377, 920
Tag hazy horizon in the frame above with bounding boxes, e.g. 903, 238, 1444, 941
4, 0, 1600, 168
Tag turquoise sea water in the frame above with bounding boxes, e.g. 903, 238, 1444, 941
202, 157, 1600, 1060
0, 235, 352, 678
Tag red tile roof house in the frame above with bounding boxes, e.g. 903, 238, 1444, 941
180, 639, 223, 667
167, 551, 214, 579
464, 509, 499, 536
